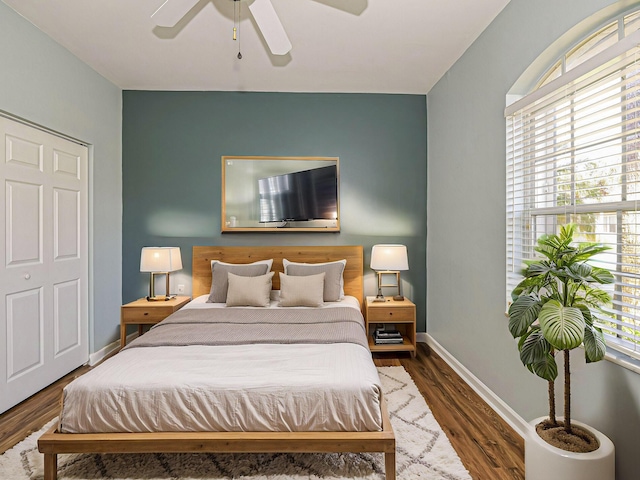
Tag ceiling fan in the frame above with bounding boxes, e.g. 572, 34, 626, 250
152, 0, 292, 55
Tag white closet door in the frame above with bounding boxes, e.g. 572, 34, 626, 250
0, 117, 88, 413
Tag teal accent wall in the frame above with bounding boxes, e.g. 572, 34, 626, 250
427, 0, 640, 478
122, 91, 427, 329
0, 2, 122, 352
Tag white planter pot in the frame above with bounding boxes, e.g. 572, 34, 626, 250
525, 417, 615, 480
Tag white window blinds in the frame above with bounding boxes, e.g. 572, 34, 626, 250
506, 29, 640, 361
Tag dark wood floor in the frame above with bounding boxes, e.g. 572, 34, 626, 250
0, 342, 524, 479
397, 343, 524, 479
0, 363, 91, 454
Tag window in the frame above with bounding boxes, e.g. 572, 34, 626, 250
506, 15, 640, 362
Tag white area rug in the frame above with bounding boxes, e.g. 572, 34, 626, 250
0, 366, 471, 479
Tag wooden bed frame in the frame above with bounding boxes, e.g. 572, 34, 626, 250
38, 245, 396, 480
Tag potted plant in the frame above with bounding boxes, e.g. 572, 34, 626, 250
508, 224, 615, 479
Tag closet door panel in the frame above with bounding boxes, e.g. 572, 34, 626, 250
0, 116, 88, 413
6, 289, 43, 380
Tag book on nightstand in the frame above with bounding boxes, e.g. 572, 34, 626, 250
374, 338, 404, 345
373, 329, 403, 344
374, 337, 404, 344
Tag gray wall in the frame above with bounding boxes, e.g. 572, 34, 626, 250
0, 2, 123, 352
122, 91, 427, 327
427, 0, 640, 478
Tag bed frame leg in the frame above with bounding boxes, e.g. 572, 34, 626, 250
385, 450, 396, 480
43, 453, 57, 480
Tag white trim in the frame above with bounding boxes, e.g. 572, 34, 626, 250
422, 334, 530, 438
88, 332, 138, 366
604, 348, 640, 375
505, 27, 640, 115
0, 108, 89, 146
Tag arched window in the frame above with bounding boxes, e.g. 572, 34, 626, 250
506, 10, 640, 361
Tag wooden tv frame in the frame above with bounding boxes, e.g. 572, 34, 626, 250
38, 245, 396, 480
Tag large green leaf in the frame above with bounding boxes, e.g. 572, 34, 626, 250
508, 295, 541, 338
583, 287, 611, 307
530, 353, 558, 382
574, 244, 611, 263
511, 276, 543, 299
519, 329, 551, 365
539, 300, 585, 350
559, 223, 576, 240
584, 324, 607, 363
589, 267, 615, 284
534, 240, 559, 261
525, 262, 554, 278
568, 263, 591, 281
575, 304, 593, 326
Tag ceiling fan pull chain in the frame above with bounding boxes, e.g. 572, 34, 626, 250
234, 0, 242, 59
233, 0, 237, 40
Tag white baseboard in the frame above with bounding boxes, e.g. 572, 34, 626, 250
420, 333, 529, 438
416, 332, 429, 344
88, 332, 138, 366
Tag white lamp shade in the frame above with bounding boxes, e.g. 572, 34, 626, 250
370, 244, 409, 271
140, 247, 182, 273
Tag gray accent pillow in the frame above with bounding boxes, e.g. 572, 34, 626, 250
208, 260, 272, 303
283, 259, 346, 302
278, 272, 325, 307
226, 272, 274, 307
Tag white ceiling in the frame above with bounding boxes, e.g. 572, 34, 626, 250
2, 0, 510, 94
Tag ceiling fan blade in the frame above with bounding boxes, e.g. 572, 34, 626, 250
248, 0, 292, 55
151, 0, 200, 27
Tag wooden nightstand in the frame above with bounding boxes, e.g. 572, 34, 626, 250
120, 296, 191, 348
364, 296, 416, 357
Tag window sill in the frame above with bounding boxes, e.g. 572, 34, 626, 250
604, 348, 640, 375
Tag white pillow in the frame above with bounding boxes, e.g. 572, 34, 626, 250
279, 272, 325, 307
283, 258, 346, 301
226, 272, 274, 307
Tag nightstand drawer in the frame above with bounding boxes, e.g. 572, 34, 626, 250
367, 306, 414, 322
121, 307, 172, 323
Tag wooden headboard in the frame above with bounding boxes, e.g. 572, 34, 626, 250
192, 245, 364, 306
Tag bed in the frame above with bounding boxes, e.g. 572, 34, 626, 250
38, 245, 396, 480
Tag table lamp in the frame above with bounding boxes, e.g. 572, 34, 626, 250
140, 247, 182, 301
370, 244, 409, 301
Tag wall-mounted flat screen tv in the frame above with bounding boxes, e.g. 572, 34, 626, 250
258, 165, 338, 223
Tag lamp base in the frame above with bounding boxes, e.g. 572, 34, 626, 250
392, 295, 404, 301
146, 294, 176, 302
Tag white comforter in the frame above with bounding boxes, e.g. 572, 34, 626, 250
60, 296, 383, 433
